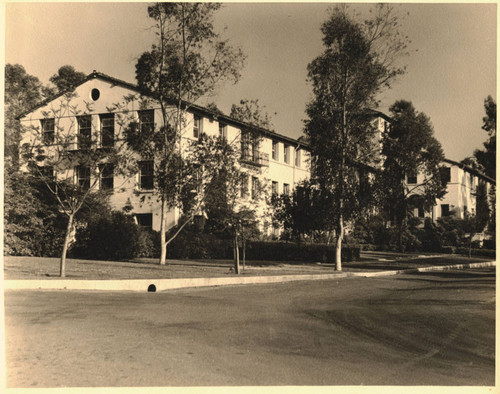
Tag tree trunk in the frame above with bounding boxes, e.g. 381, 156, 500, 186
233, 234, 240, 274
160, 197, 168, 265
335, 214, 343, 271
242, 238, 246, 270
60, 212, 75, 278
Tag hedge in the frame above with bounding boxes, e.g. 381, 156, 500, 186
163, 233, 360, 263
242, 241, 360, 263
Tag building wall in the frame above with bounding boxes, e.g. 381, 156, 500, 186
19, 77, 310, 233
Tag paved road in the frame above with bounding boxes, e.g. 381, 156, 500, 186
4, 268, 495, 387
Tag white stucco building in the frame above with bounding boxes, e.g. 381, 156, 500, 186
18, 71, 310, 233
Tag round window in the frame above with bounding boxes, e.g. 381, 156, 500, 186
91, 88, 100, 101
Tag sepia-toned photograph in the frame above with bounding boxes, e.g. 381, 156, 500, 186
3, 2, 496, 390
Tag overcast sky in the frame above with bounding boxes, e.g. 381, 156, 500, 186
5, 2, 497, 161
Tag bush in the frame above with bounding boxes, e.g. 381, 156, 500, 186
71, 212, 150, 261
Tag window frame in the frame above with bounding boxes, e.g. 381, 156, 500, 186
271, 181, 279, 196
99, 164, 114, 191
283, 183, 290, 195
76, 165, 91, 190
219, 122, 227, 141
100, 113, 114, 148
295, 148, 301, 167
77, 115, 92, 150
139, 109, 154, 134
135, 213, 153, 230
41, 118, 55, 144
138, 160, 154, 191
272, 141, 279, 161
193, 115, 201, 139
284, 144, 290, 164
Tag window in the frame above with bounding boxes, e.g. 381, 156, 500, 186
440, 167, 451, 184
283, 183, 290, 195
251, 176, 259, 199
77, 116, 92, 149
295, 149, 301, 167
407, 171, 417, 184
240, 174, 249, 198
441, 204, 450, 217
99, 164, 114, 191
139, 110, 154, 134
91, 88, 100, 101
193, 115, 201, 139
139, 161, 154, 190
272, 141, 279, 160
272, 181, 279, 195
76, 165, 90, 190
219, 122, 227, 141
284, 144, 290, 164
135, 213, 153, 230
417, 206, 425, 218
100, 114, 114, 148
41, 118, 55, 144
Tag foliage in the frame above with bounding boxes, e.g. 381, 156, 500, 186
48, 65, 87, 95
474, 96, 496, 179
379, 100, 446, 250
271, 180, 335, 241
304, 4, 408, 269
243, 241, 360, 263
70, 211, 149, 261
230, 99, 274, 129
132, 2, 245, 264
4, 64, 44, 166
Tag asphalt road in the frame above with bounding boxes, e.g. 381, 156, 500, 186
4, 268, 495, 387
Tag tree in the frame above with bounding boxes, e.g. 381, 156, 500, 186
204, 142, 262, 274
380, 100, 446, 251
48, 65, 87, 95
474, 95, 496, 180
132, 3, 245, 265
230, 99, 274, 129
20, 94, 133, 277
271, 180, 335, 242
304, 4, 408, 270
4, 64, 44, 166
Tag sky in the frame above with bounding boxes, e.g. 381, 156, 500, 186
4, 2, 497, 162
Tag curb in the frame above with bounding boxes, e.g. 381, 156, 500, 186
350, 261, 496, 277
3, 261, 495, 292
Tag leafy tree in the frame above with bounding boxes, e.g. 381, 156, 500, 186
304, 4, 408, 270
271, 180, 335, 242
204, 143, 263, 274
48, 65, 86, 95
474, 95, 496, 180
230, 99, 274, 129
380, 100, 446, 251
132, 3, 245, 265
4, 64, 44, 166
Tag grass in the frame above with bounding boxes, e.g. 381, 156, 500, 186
3, 253, 493, 280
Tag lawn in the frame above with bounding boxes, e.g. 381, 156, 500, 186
3, 253, 494, 280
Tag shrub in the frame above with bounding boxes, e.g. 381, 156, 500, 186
244, 241, 360, 263
71, 212, 149, 261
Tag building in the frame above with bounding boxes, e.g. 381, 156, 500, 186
18, 71, 494, 237
18, 71, 310, 234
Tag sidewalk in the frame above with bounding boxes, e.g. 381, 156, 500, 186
3, 253, 495, 292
